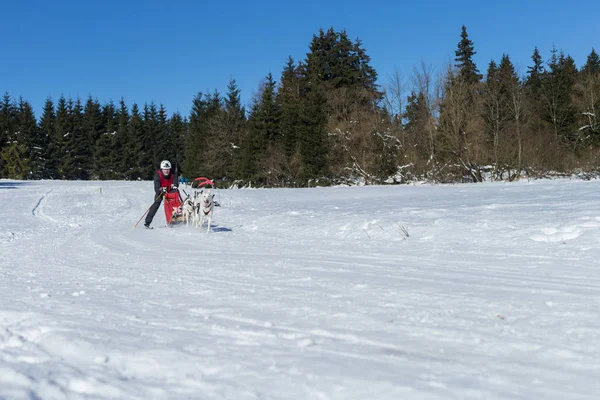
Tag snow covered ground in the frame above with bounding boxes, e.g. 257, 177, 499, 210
1, 178, 599, 399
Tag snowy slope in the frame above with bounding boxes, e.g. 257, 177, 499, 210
1, 179, 599, 399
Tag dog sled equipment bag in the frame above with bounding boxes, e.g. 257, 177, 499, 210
163, 190, 183, 225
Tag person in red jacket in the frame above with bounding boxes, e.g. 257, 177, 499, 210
144, 160, 179, 228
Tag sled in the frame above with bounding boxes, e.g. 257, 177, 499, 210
162, 189, 184, 226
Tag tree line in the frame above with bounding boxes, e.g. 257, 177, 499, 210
1, 26, 599, 185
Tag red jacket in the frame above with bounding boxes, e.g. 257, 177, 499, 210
153, 169, 178, 193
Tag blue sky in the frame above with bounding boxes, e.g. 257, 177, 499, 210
2, 0, 598, 119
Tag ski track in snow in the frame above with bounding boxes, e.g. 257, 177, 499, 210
1, 179, 600, 399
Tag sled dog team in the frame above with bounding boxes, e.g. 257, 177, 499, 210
181, 188, 215, 232
143, 160, 215, 232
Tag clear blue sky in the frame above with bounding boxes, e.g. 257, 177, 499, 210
2, 0, 598, 119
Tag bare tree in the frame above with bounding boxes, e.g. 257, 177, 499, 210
438, 65, 485, 182
328, 87, 399, 183
413, 61, 441, 169
573, 68, 600, 144
482, 63, 503, 175
508, 68, 526, 174
384, 69, 405, 123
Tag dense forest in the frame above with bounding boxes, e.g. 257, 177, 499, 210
2, 26, 599, 186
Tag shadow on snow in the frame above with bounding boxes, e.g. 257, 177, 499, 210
0, 182, 29, 190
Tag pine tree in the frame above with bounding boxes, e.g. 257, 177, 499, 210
0, 93, 16, 144
255, 73, 280, 146
0, 143, 30, 179
80, 97, 102, 178
216, 78, 246, 180
304, 28, 331, 85
128, 103, 144, 180
541, 47, 578, 140
298, 83, 328, 179
0, 93, 17, 177
140, 102, 159, 179
184, 92, 210, 178
454, 25, 482, 84
526, 47, 544, 90
168, 112, 187, 178
525, 47, 545, 135
0, 98, 36, 179
53, 96, 69, 179
278, 57, 304, 159
582, 48, 600, 75
116, 99, 130, 178
16, 98, 39, 178
94, 101, 117, 179
39, 98, 57, 178
62, 99, 89, 179
331, 30, 356, 88
156, 104, 172, 169
353, 37, 380, 99
244, 73, 281, 183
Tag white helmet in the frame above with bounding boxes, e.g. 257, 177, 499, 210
160, 160, 171, 169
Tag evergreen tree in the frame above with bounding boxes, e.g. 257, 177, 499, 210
62, 99, 89, 179
94, 101, 118, 179
140, 102, 159, 179
0, 93, 17, 177
53, 96, 69, 179
198, 90, 226, 178
168, 112, 187, 178
541, 48, 578, 140
298, 83, 328, 179
278, 57, 304, 158
184, 92, 210, 178
156, 104, 172, 168
403, 91, 431, 139
303, 28, 380, 97
353, 37, 380, 99
527, 47, 545, 85
525, 47, 545, 135
83, 97, 103, 178
1, 98, 36, 179
244, 73, 281, 182
254, 73, 281, 146
217, 78, 246, 180
16, 98, 39, 178
39, 98, 57, 178
128, 103, 145, 180
0, 143, 30, 179
454, 25, 482, 84
116, 99, 131, 178
582, 48, 600, 75
0, 93, 16, 143
304, 28, 332, 84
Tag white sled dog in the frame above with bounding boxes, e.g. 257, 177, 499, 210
194, 189, 215, 232
181, 195, 195, 226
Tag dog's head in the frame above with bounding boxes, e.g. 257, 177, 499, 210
200, 190, 214, 208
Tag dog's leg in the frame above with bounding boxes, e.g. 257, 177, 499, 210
198, 213, 204, 230
206, 213, 212, 233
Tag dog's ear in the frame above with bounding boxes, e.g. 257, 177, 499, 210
212, 194, 215, 199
